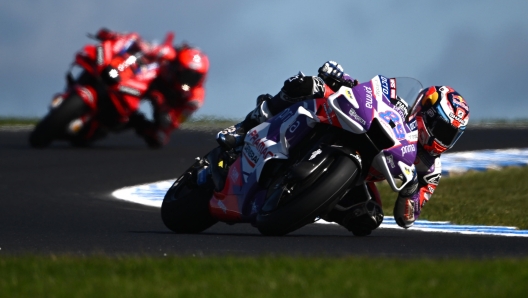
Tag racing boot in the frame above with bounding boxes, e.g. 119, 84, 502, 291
216, 94, 273, 150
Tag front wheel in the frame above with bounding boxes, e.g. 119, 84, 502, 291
161, 160, 218, 234
29, 94, 89, 148
256, 153, 359, 236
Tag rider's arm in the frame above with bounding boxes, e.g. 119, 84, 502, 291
393, 150, 442, 228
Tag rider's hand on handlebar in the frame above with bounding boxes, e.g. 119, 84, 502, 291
318, 61, 344, 80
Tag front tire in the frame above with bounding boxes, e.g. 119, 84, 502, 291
161, 165, 218, 234
256, 153, 359, 236
29, 94, 89, 148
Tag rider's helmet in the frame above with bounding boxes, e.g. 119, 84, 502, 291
408, 86, 470, 155
172, 45, 209, 89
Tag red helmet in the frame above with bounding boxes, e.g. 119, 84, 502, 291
173, 46, 209, 88
409, 86, 470, 155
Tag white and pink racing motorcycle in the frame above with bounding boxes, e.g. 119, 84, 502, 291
161, 75, 423, 236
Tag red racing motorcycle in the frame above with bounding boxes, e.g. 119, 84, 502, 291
29, 30, 174, 148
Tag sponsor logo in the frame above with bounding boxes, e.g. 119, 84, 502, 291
408, 119, 417, 131
403, 165, 413, 176
364, 86, 373, 108
390, 78, 397, 99
313, 77, 325, 96
380, 76, 389, 98
278, 108, 294, 121
449, 112, 467, 125
452, 95, 469, 110
346, 89, 353, 100
244, 144, 259, 165
289, 120, 300, 133
394, 100, 409, 119
117, 55, 137, 71
323, 103, 333, 125
401, 144, 416, 156
407, 130, 418, 142
309, 149, 322, 160
248, 131, 274, 160
374, 84, 381, 99
229, 166, 239, 183
118, 85, 141, 97
424, 173, 441, 185
348, 109, 366, 125
386, 154, 395, 168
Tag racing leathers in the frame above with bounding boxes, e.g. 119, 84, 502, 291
217, 61, 357, 150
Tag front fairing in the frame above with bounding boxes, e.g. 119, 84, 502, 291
328, 75, 422, 191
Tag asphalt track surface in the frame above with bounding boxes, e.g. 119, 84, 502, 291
1, 126, 528, 257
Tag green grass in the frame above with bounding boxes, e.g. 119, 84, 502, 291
378, 166, 528, 229
1, 256, 528, 297
179, 115, 240, 130
0, 117, 39, 126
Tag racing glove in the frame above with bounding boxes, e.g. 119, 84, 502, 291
318, 61, 357, 91
318, 61, 344, 80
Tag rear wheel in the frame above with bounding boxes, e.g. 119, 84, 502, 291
256, 153, 359, 236
29, 94, 89, 148
161, 162, 218, 234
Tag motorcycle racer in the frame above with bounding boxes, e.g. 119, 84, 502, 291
216, 62, 470, 236
131, 44, 209, 148
88, 28, 210, 148
391, 86, 470, 229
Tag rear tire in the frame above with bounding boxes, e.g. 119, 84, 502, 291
161, 168, 218, 234
29, 94, 89, 148
256, 153, 358, 236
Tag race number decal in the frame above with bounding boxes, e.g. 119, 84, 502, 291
379, 111, 405, 139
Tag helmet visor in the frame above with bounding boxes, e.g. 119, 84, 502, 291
429, 117, 460, 147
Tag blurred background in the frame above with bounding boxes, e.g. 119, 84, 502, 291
1, 0, 527, 121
